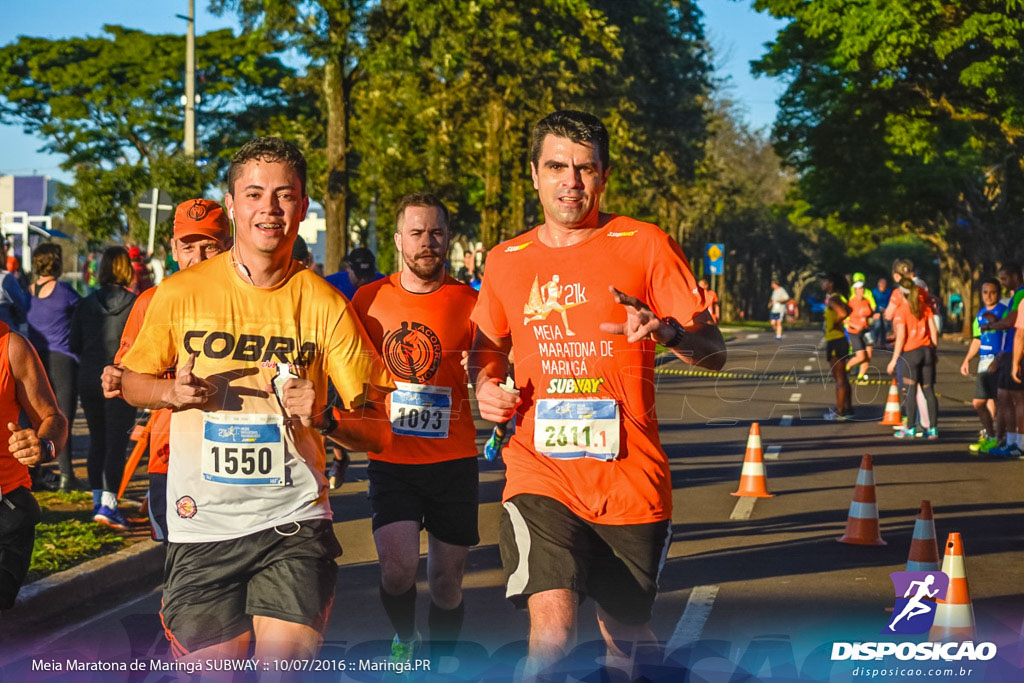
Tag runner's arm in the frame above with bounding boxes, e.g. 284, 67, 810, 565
121, 354, 213, 410
9, 332, 67, 465
886, 323, 906, 375
1012, 329, 1024, 383
470, 328, 518, 423
325, 387, 391, 452
960, 338, 981, 376
666, 308, 726, 370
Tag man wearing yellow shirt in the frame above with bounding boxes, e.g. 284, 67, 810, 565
119, 137, 391, 665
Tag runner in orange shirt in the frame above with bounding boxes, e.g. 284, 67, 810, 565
350, 193, 478, 667
470, 110, 726, 679
101, 198, 232, 541
887, 277, 939, 439
698, 278, 720, 322
0, 320, 68, 609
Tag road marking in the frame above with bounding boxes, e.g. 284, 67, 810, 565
6, 588, 160, 665
789, 392, 802, 402
803, 364, 813, 371
765, 445, 782, 460
780, 415, 793, 427
746, 334, 759, 339
667, 585, 720, 651
730, 496, 757, 520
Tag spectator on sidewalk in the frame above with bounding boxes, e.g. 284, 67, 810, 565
70, 247, 137, 530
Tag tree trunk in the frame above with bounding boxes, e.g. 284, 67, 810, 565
480, 96, 504, 250
323, 53, 349, 274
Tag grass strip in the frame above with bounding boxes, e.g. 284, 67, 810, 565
26, 491, 127, 583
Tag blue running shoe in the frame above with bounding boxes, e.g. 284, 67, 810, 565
94, 505, 128, 530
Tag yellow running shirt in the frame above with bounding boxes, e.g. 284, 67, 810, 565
122, 252, 390, 542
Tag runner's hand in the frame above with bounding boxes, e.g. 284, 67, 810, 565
959, 359, 969, 377
476, 377, 519, 423
886, 358, 898, 376
1014, 364, 1022, 384
280, 378, 317, 427
102, 364, 124, 399
169, 353, 215, 409
7, 423, 44, 466
599, 286, 674, 344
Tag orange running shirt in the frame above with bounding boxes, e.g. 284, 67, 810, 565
352, 274, 478, 464
703, 288, 720, 322
0, 322, 30, 495
114, 285, 170, 475
845, 294, 874, 334
893, 296, 934, 352
472, 216, 707, 525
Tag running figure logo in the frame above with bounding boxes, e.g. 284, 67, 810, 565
883, 571, 949, 634
523, 274, 587, 336
382, 321, 442, 383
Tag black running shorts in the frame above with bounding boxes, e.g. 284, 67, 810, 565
826, 337, 850, 363
499, 493, 671, 625
997, 352, 1024, 391
0, 487, 40, 610
367, 457, 479, 547
160, 519, 341, 655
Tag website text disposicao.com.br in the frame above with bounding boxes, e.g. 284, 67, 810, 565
852, 665, 976, 678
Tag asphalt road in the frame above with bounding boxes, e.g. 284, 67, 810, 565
2, 329, 1022, 682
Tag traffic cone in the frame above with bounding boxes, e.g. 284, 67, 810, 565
880, 379, 902, 426
929, 533, 975, 642
838, 454, 886, 545
731, 422, 773, 498
906, 500, 940, 571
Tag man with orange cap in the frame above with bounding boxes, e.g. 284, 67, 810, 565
100, 199, 232, 536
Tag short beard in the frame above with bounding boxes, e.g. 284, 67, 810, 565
404, 254, 445, 281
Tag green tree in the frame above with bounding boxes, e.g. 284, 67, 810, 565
753, 0, 1024, 331
0, 26, 294, 241
356, 0, 710, 257
212, 0, 372, 272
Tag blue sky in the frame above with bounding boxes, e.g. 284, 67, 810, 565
0, 0, 787, 181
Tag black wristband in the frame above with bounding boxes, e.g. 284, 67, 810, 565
661, 317, 687, 348
39, 439, 55, 463
317, 410, 338, 437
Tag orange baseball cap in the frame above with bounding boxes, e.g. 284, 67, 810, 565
173, 199, 231, 242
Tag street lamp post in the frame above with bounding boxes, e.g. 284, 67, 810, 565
179, 0, 196, 156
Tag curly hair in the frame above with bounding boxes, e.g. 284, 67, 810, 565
227, 136, 307, 197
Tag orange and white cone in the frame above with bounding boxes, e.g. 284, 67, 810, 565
930, 533, 975, 642
881, 379, 902, 426
838, 454, 886, 545
731, 422, 773, 498
906, 500, 940, 571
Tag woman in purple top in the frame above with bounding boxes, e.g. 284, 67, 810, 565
27, 243, 81, 491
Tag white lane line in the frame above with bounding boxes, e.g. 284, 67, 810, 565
808, 356, 816, 361
803, 364, 813, 371
730, 496, 757, 520
788, 392, 802, 402
765, 445, 782, 460
667, 585, 720, 651
6, 588, 160, 664
745, 334, 759, 339
779, 415, 793, 427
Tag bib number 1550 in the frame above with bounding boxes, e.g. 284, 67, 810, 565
208, 446, 273, 476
